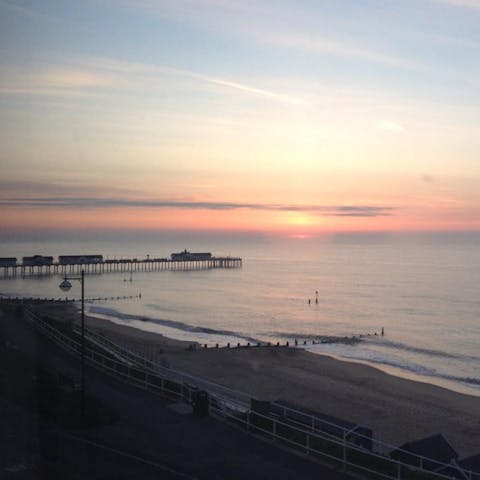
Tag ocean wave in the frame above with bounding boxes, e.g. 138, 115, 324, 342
368, 338, 480, 363
88, 305, 259, 343
345, 353, 480, 388
334, 351, 436, 377
441, 374, 480, 387
145, 303, 180, 314
267, 331, 362, 344
310, 344, 480, 389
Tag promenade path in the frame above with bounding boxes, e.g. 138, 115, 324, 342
0, 307, 353, 480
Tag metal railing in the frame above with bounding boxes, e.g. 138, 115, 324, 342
74, 323, 252, 410
72, 325, 156, 370
23, 307, 476, 480
24, 308, 186, 400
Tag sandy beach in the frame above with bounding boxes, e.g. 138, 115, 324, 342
69, 308, 479, 458
6, 302, 480, 459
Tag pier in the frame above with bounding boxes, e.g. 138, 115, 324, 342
0, 256, 242, 278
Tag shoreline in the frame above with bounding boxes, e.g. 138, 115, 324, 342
89, 308, 480, 399
305, 348, 480, 399
50, 305, 480, 456
3, 301, 480, 458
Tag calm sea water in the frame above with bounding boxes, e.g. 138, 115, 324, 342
1, 234, 479, 396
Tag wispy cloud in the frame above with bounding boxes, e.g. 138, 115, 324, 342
155, 65, 301, 104
82, 56, 297, 102
0, 55, 299, 104
0, 196, 394, 217
120, 0, 291, 26
0, 61, 122, 97
123, 0, 419, 70
258, 33, 416, 69
36, 68, 117, 89
0, 180, 137, 197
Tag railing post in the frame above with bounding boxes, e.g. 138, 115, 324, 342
343, 431, 347, 472
272, 418, 276, 441
397, 460, 401, 480
306, 433, 310, 455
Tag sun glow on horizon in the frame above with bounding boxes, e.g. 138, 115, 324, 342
289, 233, 313, 239
1, 0, 479, 236
284, 212, 317, 227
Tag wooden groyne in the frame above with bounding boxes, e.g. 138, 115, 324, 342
0, 294, 142, 303
0, 256, 242, 278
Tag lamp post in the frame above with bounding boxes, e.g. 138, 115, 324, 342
59, 269, 85, 420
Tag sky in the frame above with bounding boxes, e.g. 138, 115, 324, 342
1, 0, 480, 238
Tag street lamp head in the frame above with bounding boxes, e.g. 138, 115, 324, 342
59, 278, 72, 292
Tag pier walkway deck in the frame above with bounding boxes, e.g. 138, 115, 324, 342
0, 256, 242, 278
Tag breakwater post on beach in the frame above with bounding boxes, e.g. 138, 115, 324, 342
184, 333, 375, 351
0, 255, 242, 278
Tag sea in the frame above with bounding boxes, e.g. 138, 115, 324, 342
1, 232, 479, 397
